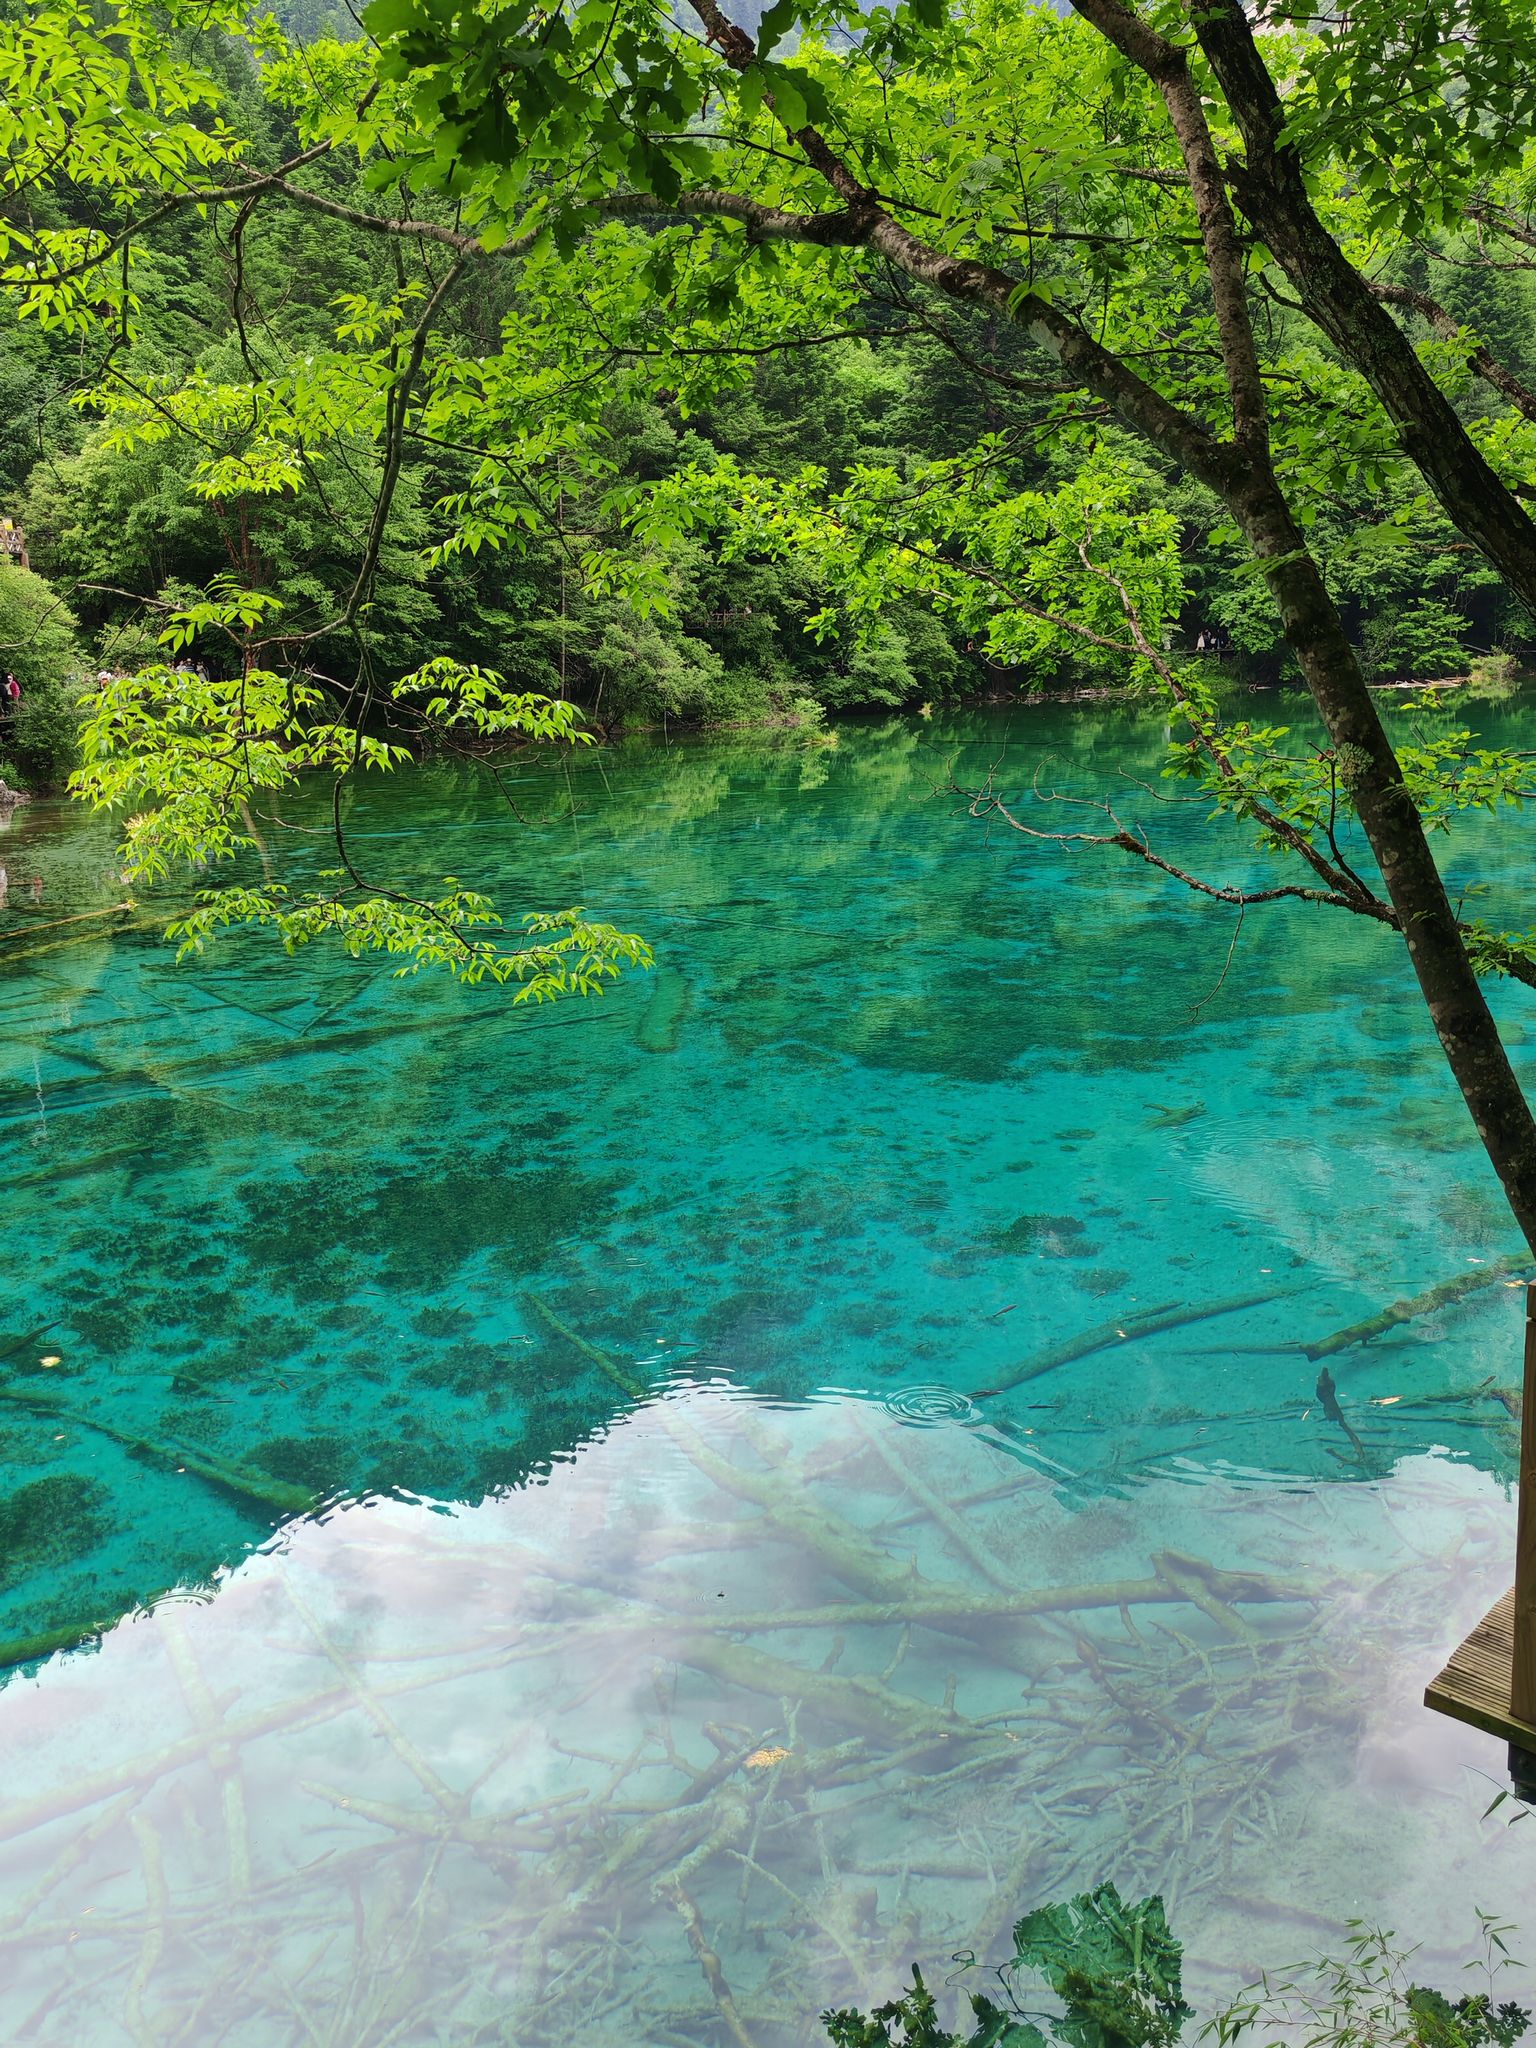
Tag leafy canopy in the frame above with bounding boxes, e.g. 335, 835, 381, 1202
9, 0, 1536, 981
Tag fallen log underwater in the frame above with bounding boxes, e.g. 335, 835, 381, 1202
0, 1241, 1503, 1691
0, 1380, 315, 1674
969, 1254, 1535, 1406
1302, 1253, 1535, 1359
974, 1288, 1288, 1395
524, 1289, 648, 1399
0, 1384, 312, 1517
0, 1558, 1345, 2048
656, 1551, 1324, 1640
0, 903, 134, 947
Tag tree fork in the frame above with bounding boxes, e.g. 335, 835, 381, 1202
1187, 0, 1536, 618
675, 0, 1536, 1257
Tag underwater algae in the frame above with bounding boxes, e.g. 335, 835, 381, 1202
0, 1476, 111, 1592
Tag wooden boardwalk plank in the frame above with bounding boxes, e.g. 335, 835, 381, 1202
1425, 1586, 1536, 1747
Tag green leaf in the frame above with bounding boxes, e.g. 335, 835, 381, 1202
1011, 1886, 1189, 2048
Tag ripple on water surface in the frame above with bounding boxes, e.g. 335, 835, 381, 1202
883, 1383, 982, 1424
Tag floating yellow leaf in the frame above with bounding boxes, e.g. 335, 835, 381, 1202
744, 1746, 790, 1770
39, 1355, 60, 1368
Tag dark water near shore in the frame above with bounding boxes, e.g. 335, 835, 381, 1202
1, 696, 1534, 2044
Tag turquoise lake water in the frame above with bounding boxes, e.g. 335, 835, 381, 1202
2, 698, 1536, 2043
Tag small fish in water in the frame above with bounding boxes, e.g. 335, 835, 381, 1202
1316, 1366, 1369, 1464
1144, 1102, 1206, 1128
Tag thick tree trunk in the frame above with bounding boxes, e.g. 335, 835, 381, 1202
1251, 198, 1536, 609
1230, 468, 1536, 1252
1190, 0, 1536, 617
679, 0, 1536, 1255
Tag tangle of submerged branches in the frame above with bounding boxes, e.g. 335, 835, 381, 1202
0, 1349, 1444, 2048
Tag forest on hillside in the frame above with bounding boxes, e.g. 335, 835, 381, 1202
1, 0, 1533, 797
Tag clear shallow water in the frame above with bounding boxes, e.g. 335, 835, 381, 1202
2, 700, 1536, 2042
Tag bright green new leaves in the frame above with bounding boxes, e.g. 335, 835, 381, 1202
344, 0, 1536, 515
164, 890, 651, 994
7, 0, 1536, 995
1165, 697, 1536, 913
617, 451, 1186, 686
1274, 0, 1536, 241
90, 283, 443, 506
393, 655, 597, 743
0, 0, 663, 998
1396, 716, 1536, 831
72, 658, 401, 886
70, 637, 648, 992
360, 0, 716, 211
0, 0, 247, 333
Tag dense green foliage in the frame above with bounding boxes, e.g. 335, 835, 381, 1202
0, 564, 86, 791
10, 0, 1536, 1055
0, 14, 988, 767
3, 0, 1535, 801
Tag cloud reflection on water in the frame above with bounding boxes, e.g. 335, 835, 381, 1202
0, 1387, 1530, 2047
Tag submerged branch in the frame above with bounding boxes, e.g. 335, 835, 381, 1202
1302, 1255, 1535, 1360
974, 1289, 1289, 1395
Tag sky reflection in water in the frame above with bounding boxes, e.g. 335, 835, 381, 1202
2, 702, 1536, 2040
0, 1391, 1528, 2045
